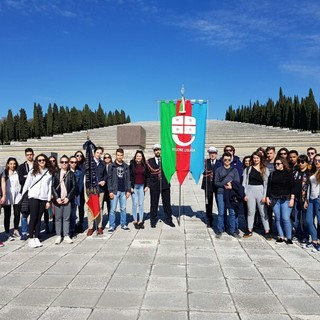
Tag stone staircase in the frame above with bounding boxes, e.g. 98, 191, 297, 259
0, 120, 319, 167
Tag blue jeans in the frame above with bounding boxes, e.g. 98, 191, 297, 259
216, 193, 237, 234
21, 213, 28, 235
273, 199, 292, 239
305, 197, 320, 241
109, 191, 127, 229
132, 184, 145, 223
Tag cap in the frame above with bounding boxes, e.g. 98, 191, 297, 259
207, 146, 218, 153
152, 144, 161, 150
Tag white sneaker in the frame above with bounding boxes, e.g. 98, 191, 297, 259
28, 238, 36, 248
34, 238, 43, 247
55, 236, 62, 245
64, 236, 73, 244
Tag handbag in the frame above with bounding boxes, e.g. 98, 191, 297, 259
18, 170, 49, 213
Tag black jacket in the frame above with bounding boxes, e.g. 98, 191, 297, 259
201, 158, 218, 192
147, 157, 170, 190
223, 181, 245, 215
52, 170, 76, 205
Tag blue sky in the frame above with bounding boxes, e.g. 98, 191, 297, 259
0, 0, 320, 122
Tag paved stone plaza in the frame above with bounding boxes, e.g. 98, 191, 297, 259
0, 174, 320, 320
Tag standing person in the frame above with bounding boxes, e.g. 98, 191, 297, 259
17, 148, 34, 241
147, 144, 175, 228
22, 154, 53, 248
277, 147, 289, 160
52, 155, 76, 244
74, 150, 86, 233
1, 157, 21, 241
266, 157, 295, 244
0, 172, 5, 247
214, 152, 240, 238
201, 146, 219, 228
87, 147, 107, 236
289, 150, 299, 173
108, 148, 131, 232
219, 145, 243, 180
266, 146, 276, 174
129, 150, 150, 229
242, 152, 272, 239
307, 147, 317, 170
103, 153, 113, 217
303, 153, 320, 251
292, 154, 310, 243
69, 156, 81, 238
43, 155, 58, 234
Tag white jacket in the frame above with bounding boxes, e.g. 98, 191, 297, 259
22, 169, 52, 202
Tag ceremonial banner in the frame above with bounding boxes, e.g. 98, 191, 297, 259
83, 139, 100, 219
160, 99, 207, 185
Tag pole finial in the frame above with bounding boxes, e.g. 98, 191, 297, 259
180, 84, 186, 113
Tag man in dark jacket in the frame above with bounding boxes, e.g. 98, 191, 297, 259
107, 148, 131, 232
201, 146, 219, 228
147, 144, 175, 228
87, 147, 108, 236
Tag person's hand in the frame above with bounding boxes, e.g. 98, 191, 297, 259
266, 197, 271, 206
63, 197, 69, 204
57, 198, 63, 205
99, 181, 105, 186
109, 192, 114, 200
131, 188, 134, 193
304, 201, 308, 210
126, 192, 130, 199
244, 196, 248, 202
45, 202, 51, 209
144, 187, 149, 192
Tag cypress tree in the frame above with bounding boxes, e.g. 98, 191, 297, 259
6, 109, 14, 141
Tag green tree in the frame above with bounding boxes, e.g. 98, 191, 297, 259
46, 103, 53, 136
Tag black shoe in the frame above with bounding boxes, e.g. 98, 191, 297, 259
134, 223, 140, 229
286, 239, 293, 245
215, 233, 222, 239
167, 221, 175, 227
151, 224, 156, 228
139, 223, 144, 229
75, 223, 84, 233
276, 238, 284, 243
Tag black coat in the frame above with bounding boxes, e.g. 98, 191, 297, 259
52, 170, 76, 205
223, 181, 245, 215
147, 157, 170, 190
201, 158, 218, 192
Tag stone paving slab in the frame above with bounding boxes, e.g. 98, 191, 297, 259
0, 173, 320, 319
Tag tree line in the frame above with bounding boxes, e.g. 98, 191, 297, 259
0, 103, 131, 144
225, 88, 320, 132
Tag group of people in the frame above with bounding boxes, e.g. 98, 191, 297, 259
0, 144, 175, 248
202, 145, 320, 252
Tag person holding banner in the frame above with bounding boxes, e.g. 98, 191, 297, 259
201, 146, 219, 228
86, 146, 108, 236
147, 144, 175, 228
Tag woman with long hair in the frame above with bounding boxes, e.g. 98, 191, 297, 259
74, 150, 86, 233
243, 151, 271, 239
303, 153, 320, 251
1, 157, 21, 240
103, 153, 113, 216
129, 150, 150, 229
52, 155, 76, 244
266, 157, 295, 244
22, 154, 54, 248
43, 155, 58, 234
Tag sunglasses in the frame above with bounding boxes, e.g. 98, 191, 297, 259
70, 161, 77, 164
308, 152, 315, 155
225, 149, 232, 152
280, 152, 287, 155
104, 156, 110, 159
275, 162, 282, 166
49, 159, 56, 162
60, 161, 68, 164
224, 158, 231, 162
299, 161, 306, 164
76, 154, 83, 158
38, 159, 46, 163
314, 159, 320, 163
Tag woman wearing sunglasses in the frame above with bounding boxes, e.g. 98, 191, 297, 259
103, 153, 113, 217
51, 155, 76, 244
22, 154, 54, 248
303, 153, 320, 251
266, 157, 295, 244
